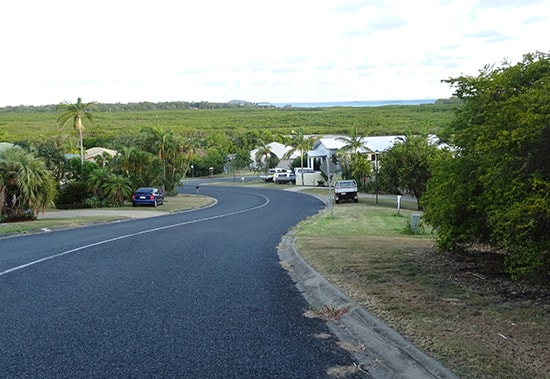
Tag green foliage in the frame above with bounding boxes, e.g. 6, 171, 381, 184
57, 98, 96, 167
231, 148, 253, 171
193, 147, 226, 177
336, 126, 371, 188
55, 181, 93, 209
283, 127, 315, 172
254, 139, 279, 172
0, 147, 56, 219
1, 103, 457, 143
102, 174, 132, 206
380, 132, 447, 209
423, 51, 550, 282
83, 196, 113, 208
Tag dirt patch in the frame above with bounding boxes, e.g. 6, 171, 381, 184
296, 235, 550, 379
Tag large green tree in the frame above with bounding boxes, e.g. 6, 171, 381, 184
57, 97, 96, 167
140, 126, 194, 192
380, 131, 446, 209
422, 51, 550, 281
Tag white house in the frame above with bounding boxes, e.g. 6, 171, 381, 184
85, 147, 118, 162
306, 135, 405, 168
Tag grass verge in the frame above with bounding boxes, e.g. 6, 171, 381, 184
0, 194, 213, 237
294, 201, 549, 379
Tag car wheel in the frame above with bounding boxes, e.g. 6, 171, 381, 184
132, 203, 137, 207
153, 200, 158, 207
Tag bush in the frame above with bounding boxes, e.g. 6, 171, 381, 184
83, 196, 115, 208
55, 181, 93, 209
2, 212, 37, 223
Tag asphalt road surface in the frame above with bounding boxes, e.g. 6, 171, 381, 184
0, 184, 369, 378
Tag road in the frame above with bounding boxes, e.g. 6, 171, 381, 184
0, 184, 367, 378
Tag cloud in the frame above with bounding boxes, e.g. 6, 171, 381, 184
475, 0, 546, 8
0, 0, 546, 106
343, 14, 408, 38
464, 29, 512, 43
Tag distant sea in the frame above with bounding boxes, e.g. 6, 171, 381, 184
271, 99, 437, 108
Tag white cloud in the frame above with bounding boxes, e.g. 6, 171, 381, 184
0, 0, 548, 106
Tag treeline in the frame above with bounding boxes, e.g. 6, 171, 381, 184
0, 100, 272, 113
1, 102, 460, 144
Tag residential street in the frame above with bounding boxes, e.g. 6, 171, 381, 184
0, 185, 367, 378
0, 183, 456, 378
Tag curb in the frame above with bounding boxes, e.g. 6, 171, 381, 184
278, 231, 458, 379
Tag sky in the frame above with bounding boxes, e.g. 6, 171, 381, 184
0, 0, 548, 107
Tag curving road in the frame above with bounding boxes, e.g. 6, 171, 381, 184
0, 184, 367, 378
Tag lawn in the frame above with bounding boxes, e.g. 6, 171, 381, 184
293, 198, 549, 379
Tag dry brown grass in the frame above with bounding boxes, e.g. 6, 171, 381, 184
295, 206, 550, 379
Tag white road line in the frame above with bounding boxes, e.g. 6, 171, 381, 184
0, 193, 269, 277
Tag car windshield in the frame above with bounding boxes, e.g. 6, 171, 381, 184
338, 181, 354, 188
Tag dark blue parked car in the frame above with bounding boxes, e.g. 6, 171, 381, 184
132, 187, 164, 207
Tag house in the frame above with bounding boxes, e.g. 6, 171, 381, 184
84, 147, 118, 162
306, 135, 405, 169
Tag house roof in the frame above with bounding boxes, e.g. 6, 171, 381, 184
363, 135, 404, 152
85, 147, 118, 160
0, 142, 16, 153
308, 135, 404, 157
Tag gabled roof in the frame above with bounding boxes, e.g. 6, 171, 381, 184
308, 135, 404, 157
363, 135, 404, 152
85, 147, 118, 160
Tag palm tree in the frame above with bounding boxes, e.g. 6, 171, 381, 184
86, 167, 110, 199
254, 139, 277, 172
283, 127, 314, 185
337, 126, 366, 180
0, 147, 56, 219
57, 97, 96, 167
102, 174, 132, 206
337, 126, 365, 156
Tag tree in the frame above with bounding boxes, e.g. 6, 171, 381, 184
163, 135, 195, 193
283, 127, 314, 185
336, 126, 368, 185
233, 148, 253, 171
350, 153, 372, 191
86, 167, 110, 199
102, 174, 132, 206
193, 147, 226, 177
337, 126, 364, 156
33, 135, 70, 182
422, 51, 550, 281
379, 131, 445, 209
254, 139, 278, 172
57, 97, 96, 167
0, 147, 56, 220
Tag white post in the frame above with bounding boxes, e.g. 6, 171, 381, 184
397, 195, 402, 215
